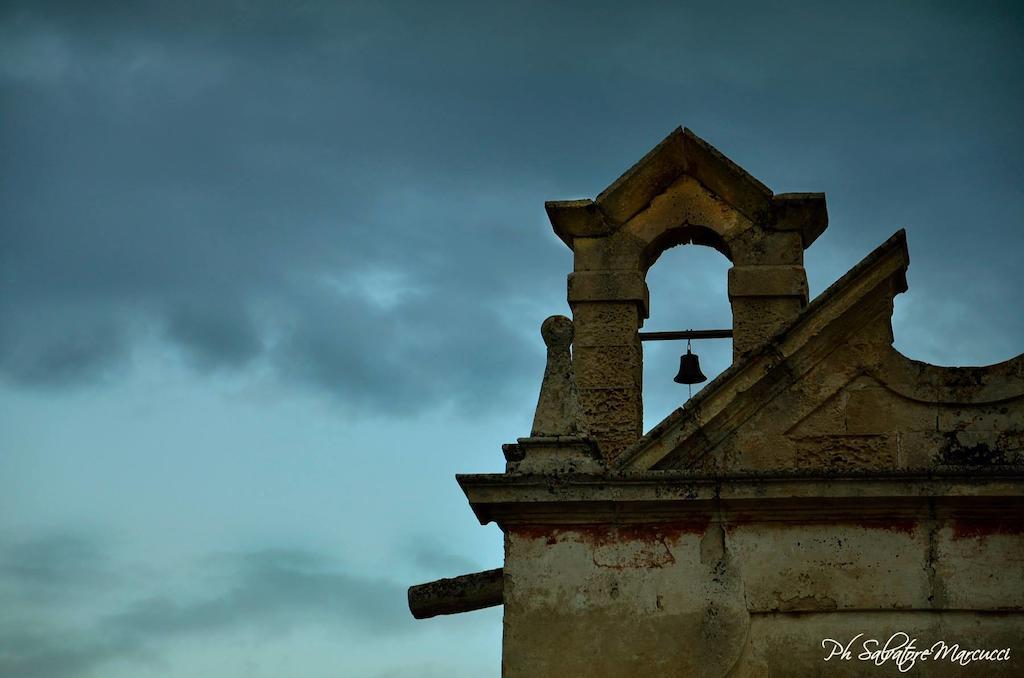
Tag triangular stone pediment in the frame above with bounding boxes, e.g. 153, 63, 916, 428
545, 127, 827, 254
618, 229, 1024, 472
619, 229, 907, 471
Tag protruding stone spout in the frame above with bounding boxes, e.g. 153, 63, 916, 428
408, 568, 504, 619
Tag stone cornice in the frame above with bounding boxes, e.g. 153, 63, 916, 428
457, 467, 1024, 527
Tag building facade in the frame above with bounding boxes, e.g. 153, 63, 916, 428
410, 128, 1024, 677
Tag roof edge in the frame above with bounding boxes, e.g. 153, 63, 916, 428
544, 199, 616, 249
679, 128, 773, 222
771, 192, 829, 248
546, 127, 797, 249
593, 127, 688, 224
458, 468, 1024, 527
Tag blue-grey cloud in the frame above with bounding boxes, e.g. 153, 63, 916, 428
0, 538, 440, 678
0, 534, 140, 678
0, 534, 113, 604
107, 548, 410, 637
1, 0, 1021, 417
0, 626, 143, 678
404, 538, 481, 580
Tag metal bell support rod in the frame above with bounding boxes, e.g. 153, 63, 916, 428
637, 329, 733, 341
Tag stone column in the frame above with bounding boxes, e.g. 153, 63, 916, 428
567, 270, 647, 461
728, 264, 808, 358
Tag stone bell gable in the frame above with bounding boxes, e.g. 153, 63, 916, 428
408, 127, 1024, 678
545, 127, 827, 460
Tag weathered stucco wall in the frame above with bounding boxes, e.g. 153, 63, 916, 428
502, 515, 1024, 677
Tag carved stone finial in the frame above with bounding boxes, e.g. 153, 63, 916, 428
540, 314, 573, 352
531, 315, 578, 437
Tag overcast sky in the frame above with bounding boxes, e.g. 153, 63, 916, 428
2, 1, 1023, 676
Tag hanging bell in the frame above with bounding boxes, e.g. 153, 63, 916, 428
673, 346, 707, 385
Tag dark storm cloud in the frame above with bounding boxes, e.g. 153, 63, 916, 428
2, 1, 1022, 413
0, 539, 430, 677
164, 300, 263, 370
1, 0, 567, 413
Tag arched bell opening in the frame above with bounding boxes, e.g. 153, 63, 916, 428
640, 223, 733, 273
641, 239, 733, 432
